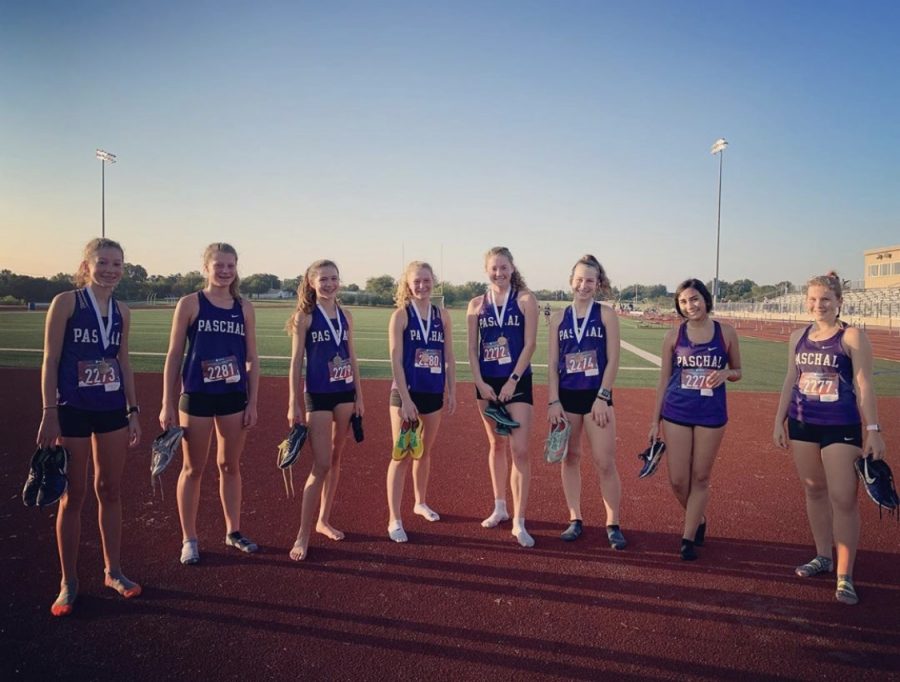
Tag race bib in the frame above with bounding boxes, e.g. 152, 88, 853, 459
483, 340, 511, 365
77, 358, 121, 392
798, 371, 839, 402
565, 350, 599, 376
328, 355, 354, 384
201, 356, 241, 384
415, 348, 443, 374
681, 368, 716, 397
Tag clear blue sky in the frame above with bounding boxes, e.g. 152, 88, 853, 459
2, 1, 898, 292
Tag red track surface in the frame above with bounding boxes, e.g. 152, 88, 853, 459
2, 369, 899, 681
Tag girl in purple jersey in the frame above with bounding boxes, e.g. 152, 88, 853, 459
773, 272, 886, 605
287, 259, 364, 561
160, 243, 260, 565
467, 246, 539, 547
547, 255, 626, 550
37, 238, 142, 616
386, 261, 457, 542
649, 279, 742, 561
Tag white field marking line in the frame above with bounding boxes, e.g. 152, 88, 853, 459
620, 340, 662, 367
0, 347, 657, 370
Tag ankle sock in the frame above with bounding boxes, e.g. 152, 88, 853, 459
414, 503, 440, 522
104, 570, 142, 598
388, 520, 408, 543
51, 581, 78, 617
481, 500, 509, 528
512, 518, 535, 548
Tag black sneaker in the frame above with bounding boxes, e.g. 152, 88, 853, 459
23, 448, 47, 507
855, 455, 899, 517
560, 519, 583, 542
37, 446, 69, 507
638, 440, 666, 479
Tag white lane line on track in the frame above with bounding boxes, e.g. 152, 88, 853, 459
620, 340, 662, 367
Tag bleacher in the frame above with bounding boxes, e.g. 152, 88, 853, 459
719, 286, 900, 318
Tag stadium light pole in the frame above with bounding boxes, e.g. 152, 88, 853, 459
710, 138, 728, 309
96, 149, 117, 238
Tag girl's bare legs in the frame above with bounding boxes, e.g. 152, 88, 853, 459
213, 412, 248, 535
290, 409, 335, 561
93, 428, 140, 596
583, 411, 621, 525
505, 401, 534, 547
52, 436, 92, 613
176, 414, 215, 544
317, 402, 353, 540
412, 410, 443, 519
478, 400, 510, 527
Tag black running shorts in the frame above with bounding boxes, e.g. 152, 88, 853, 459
389, 389, 444, 415
788, 418, 862, 448
58, 405, 128, 437
179, 391, 248, 417
559, 387, 613, 415
475, 374, 533, 405
305, 390, 356, 413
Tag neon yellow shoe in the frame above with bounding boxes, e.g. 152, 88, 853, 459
392, 421, 413, 461
409, 419, 425, 460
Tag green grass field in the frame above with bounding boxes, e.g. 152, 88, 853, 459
1, 305, 898, 394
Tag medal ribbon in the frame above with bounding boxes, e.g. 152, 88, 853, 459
410, 302, 432, 346
488, 288, 511, 330
571, 301, 594, 345
317, 304, 344, 350
85, 287, 115, 351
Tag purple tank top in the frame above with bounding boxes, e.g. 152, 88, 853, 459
557, 303, 608, 391
477, 288, 531, 379
662, 321, 729, 427
57, 289, 126, 411
398, 304, 446, 394
182, 292, 248, 394
305, 305, 355, 393
788, 325, 860, 426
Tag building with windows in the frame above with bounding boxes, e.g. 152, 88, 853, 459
864, 245, 900, 289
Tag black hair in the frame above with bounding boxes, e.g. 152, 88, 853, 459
674, 278, 713, 318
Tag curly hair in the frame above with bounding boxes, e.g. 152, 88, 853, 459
73, 238, 124, 288
394, 261, 436, 309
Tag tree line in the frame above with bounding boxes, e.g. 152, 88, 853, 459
0, 266, 794, 307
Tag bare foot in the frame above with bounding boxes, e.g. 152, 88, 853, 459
316, 522, 345, 541
289, 539, 308, 561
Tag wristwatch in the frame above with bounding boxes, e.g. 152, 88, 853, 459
127, 405, 141, 416
596, 387, 612, 404
510, 372, 521, 383
866, 424, 881, 432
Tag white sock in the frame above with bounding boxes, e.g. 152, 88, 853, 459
481, 500, 509, 528
512, 518, 534, 548
414, 503, 440, 522
388, 520, 408, 543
